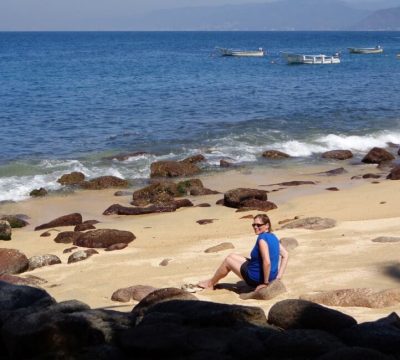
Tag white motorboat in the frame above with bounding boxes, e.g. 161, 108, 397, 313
348, 46, 383, 54
217, 47, 265, 57
281, 52, 340, 65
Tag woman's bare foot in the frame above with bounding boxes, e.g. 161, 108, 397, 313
197, 279, 215, 290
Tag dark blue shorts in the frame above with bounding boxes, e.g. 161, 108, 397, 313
240, 261, 260, 287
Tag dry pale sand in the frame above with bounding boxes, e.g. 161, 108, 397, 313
1, 162, 400, 323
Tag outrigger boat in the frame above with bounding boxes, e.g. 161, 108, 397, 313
281, 52, 340, 65
348, 46, 383, 54
217, 47, 265, 57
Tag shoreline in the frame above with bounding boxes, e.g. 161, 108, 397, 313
1, 161, 400, 322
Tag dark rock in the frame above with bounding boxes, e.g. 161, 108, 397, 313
111, 285, 157, 302
280, 237, 299, 251
67, 249, 99, 263
274, 180, 316, 186
224, 188, 268, 208
263, 328, 346, 359
159, 258, 172, 266
83, 219, 100, 225
197, 219, 216, 225
318, 167, 348, 176
340, 312, 400, 356
74, 223, 96, 232
387, 165, 400, 180
54, 231, 82, 244
132, 288, 197, 315
281, 217, 336, 230
262, 150, 290, 159
150, 160, 201, 178
132, 181, 178, 206
28, 254, 62, 270
321, 150, 353, 160
63, 246, 78, 253
57, 171, 85, 185
300, 288, 400, 308
0, 220, 12, 240
317, 346, 393, 360
268, 299, 357, 333
0, 248, 29, 274
0, 281, 55, 312
35, 213, 83, 231
196, 203, 211, 207
240, 280, 287, 300
81, 176, 129, 190
30, 187, 48, 197
236, 198, 278, 212
173, 198, 194, 208
362, 173, 381, 179
362, 147, 395, 164
103, 203, 177, 215
73, 229, 135, 248
104, 243, 128, 251
0, 215, 29, 228
114, 190, 132, 196
40, 231, 51, 237
372, 236, 400, 243
204, 242, 234, 253
326, 187, 339, 191
215, 198, 225, 205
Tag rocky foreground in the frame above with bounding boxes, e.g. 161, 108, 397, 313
1, 282, 399, 360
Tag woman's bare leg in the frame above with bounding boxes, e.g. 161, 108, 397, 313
198, 253, 247, 289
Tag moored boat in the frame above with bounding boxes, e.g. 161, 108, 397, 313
217, 47, 265, 57
348, 46, 383, 54
281, 52, 340, 65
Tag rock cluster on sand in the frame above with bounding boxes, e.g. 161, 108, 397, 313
222, 188, 277, 212
1, 282, 399, 359
150, 155, 205, 178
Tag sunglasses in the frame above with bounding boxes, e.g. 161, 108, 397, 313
252, 223, 265, 228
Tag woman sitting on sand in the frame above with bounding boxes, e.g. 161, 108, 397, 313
198, 214, 288, 291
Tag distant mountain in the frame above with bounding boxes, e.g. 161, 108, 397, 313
132, 0, 370, 30
352, 6, 400, 30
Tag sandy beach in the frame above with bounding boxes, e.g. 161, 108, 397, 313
1, 161, 400, 323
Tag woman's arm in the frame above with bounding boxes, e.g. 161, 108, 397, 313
255, 240, 271, 291
277, 244, 289, 280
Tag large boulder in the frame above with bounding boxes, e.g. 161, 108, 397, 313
0, 248, 29, 275
73, 229, 135, 248
150, 160, 201, 178
223, 188, 268, 208
268, 299, 356, 333
321, 150, 353, 160
34, 213, 83, 231
0, 220, 12, 240
81, 176, 129, 190
54, 231, 82, 244
362, 147, 395, 164
67, 249, 99, 263
57, 171, 85, 185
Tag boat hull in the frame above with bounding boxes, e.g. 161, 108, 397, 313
282, 53, 340, 65
218, 48, 265, 57
348, 47, 383, 54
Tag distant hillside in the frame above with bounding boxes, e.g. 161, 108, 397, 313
132, 0, 370, 30
352, 6, 400, 30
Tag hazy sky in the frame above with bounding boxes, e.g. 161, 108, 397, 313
0, 0, 398, 30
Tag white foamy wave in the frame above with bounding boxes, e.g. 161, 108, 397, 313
0, 175, 62, 202
271, 131, 400, 157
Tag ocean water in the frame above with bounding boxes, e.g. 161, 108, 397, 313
1, 31, 400, 201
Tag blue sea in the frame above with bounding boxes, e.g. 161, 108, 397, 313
1, 31, 400, 201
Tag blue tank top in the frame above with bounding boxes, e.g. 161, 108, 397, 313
247, 232, 280, 283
